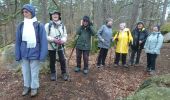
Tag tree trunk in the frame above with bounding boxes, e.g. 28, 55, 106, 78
161, 0, 168, 26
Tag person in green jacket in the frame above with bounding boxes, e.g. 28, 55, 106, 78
74, 16, 95, 74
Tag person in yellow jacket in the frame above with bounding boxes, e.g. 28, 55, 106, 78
113, 23, 133, 67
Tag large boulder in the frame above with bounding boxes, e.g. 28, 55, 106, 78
164, 32, 170, 43
0, 44, 49, 73
126, 74, 170, 100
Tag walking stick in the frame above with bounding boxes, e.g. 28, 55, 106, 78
67, 35, 80, 67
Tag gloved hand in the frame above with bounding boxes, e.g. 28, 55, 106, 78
101, 38, 105, 42
54, 38, 64, 45
54, 38, 60, 44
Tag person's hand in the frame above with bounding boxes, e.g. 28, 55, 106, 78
139, 41, 142, 44
80, 20, 83, 26
101, 38, 105, 42
54, 38, 60, 44
58, 40, 64, 45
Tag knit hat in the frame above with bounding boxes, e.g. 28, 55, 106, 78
49, 10, 61, 20
83, 16, 90, 23
22, 4, 36, 18
137, 21, 144, 26
106, 18, 113, 24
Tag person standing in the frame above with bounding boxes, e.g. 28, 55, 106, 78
113, 23, 133, 67
97, 18, 113, 68
144, 25, 164, 75
15, 4, 48, 97
74, 16, 95, 74
130, 21, 148, 66
45, 10, 68, 81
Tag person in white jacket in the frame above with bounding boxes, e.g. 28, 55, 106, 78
45, 10, 68, 81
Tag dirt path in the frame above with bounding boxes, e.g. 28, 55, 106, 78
0, 43, 169, 100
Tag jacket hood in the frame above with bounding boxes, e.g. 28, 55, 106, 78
22, 4, 36, 18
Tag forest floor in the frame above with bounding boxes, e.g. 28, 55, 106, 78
0, 43, 170, 100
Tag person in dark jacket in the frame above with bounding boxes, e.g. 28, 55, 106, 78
15, 4, 48, 97
74, 16, 95, 74
130, 21, 148, 66
97, 18, 113, 68
45, 10, 68, 81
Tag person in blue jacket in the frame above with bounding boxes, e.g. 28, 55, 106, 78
97, 18, 113, 68
144, 25, 164, 75
15, 4, 48, 97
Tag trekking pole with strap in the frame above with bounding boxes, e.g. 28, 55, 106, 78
67, 35, 80, 67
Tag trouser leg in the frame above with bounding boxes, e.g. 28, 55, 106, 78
122, 53, 127, 65
76, 48, 82, 68
58, 50, 67, 74
21, 59, 31, 88
83, 50, 90, 69
49, 50, 56, 74
101, 48, 108, 65
30, 60, 40, 89
114, 52, 120, 64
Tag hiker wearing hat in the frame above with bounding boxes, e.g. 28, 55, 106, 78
130, 21, 148, 66
74, 16, 95, 74
113, 23, 133, 67
144, 25, 164, 75
45, 10, 68, 81
96, 18, 113, 68
15, 4, 48, 97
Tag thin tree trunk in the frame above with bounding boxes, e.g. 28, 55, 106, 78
161, 0, 168, 25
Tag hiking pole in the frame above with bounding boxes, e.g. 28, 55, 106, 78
67, 35, 80, 67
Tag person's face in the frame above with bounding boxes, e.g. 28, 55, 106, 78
52, 13, 60, 21
22, 9, 32, 19
107, 21, 113, 27
153, 26, 159, 32
119, 23, 126, 30
83, 20, 89, 26
137, 24, 144, 29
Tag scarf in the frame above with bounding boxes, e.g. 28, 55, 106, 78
22, 17, 37, 48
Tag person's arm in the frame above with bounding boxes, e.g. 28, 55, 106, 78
128, 30, 133, 44
45, 23, 55, 42
60, 26, 67, 43
39, 23, 48, 62
140, 29, 148, 44
89, 25, 96, 36
154, 33, 164, 52
15, 23, 22, 61
97, 25, 104, 42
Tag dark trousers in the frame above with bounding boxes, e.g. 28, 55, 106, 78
97, 48, 108, 66
49, 50, 67, 74
130, 48, 142, 64
114, 52, 127, 65
76, 48, 90, 69
147, 53, 157, 71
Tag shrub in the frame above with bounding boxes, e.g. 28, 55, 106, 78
161, 23, 170, 35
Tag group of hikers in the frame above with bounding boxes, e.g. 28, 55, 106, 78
15, 4, 164, 97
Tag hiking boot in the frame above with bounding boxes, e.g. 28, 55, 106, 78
31, 89, 38, 97
114, 64, 119, 67
62, 73, 68, 81
22, 87, 30, 96
123, 64, 128, 68
96, 65, 101, 68
50, 73, 56, 81
74, 67, 81, 72
83, 69, 89, 74
149, 71, 156, 75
